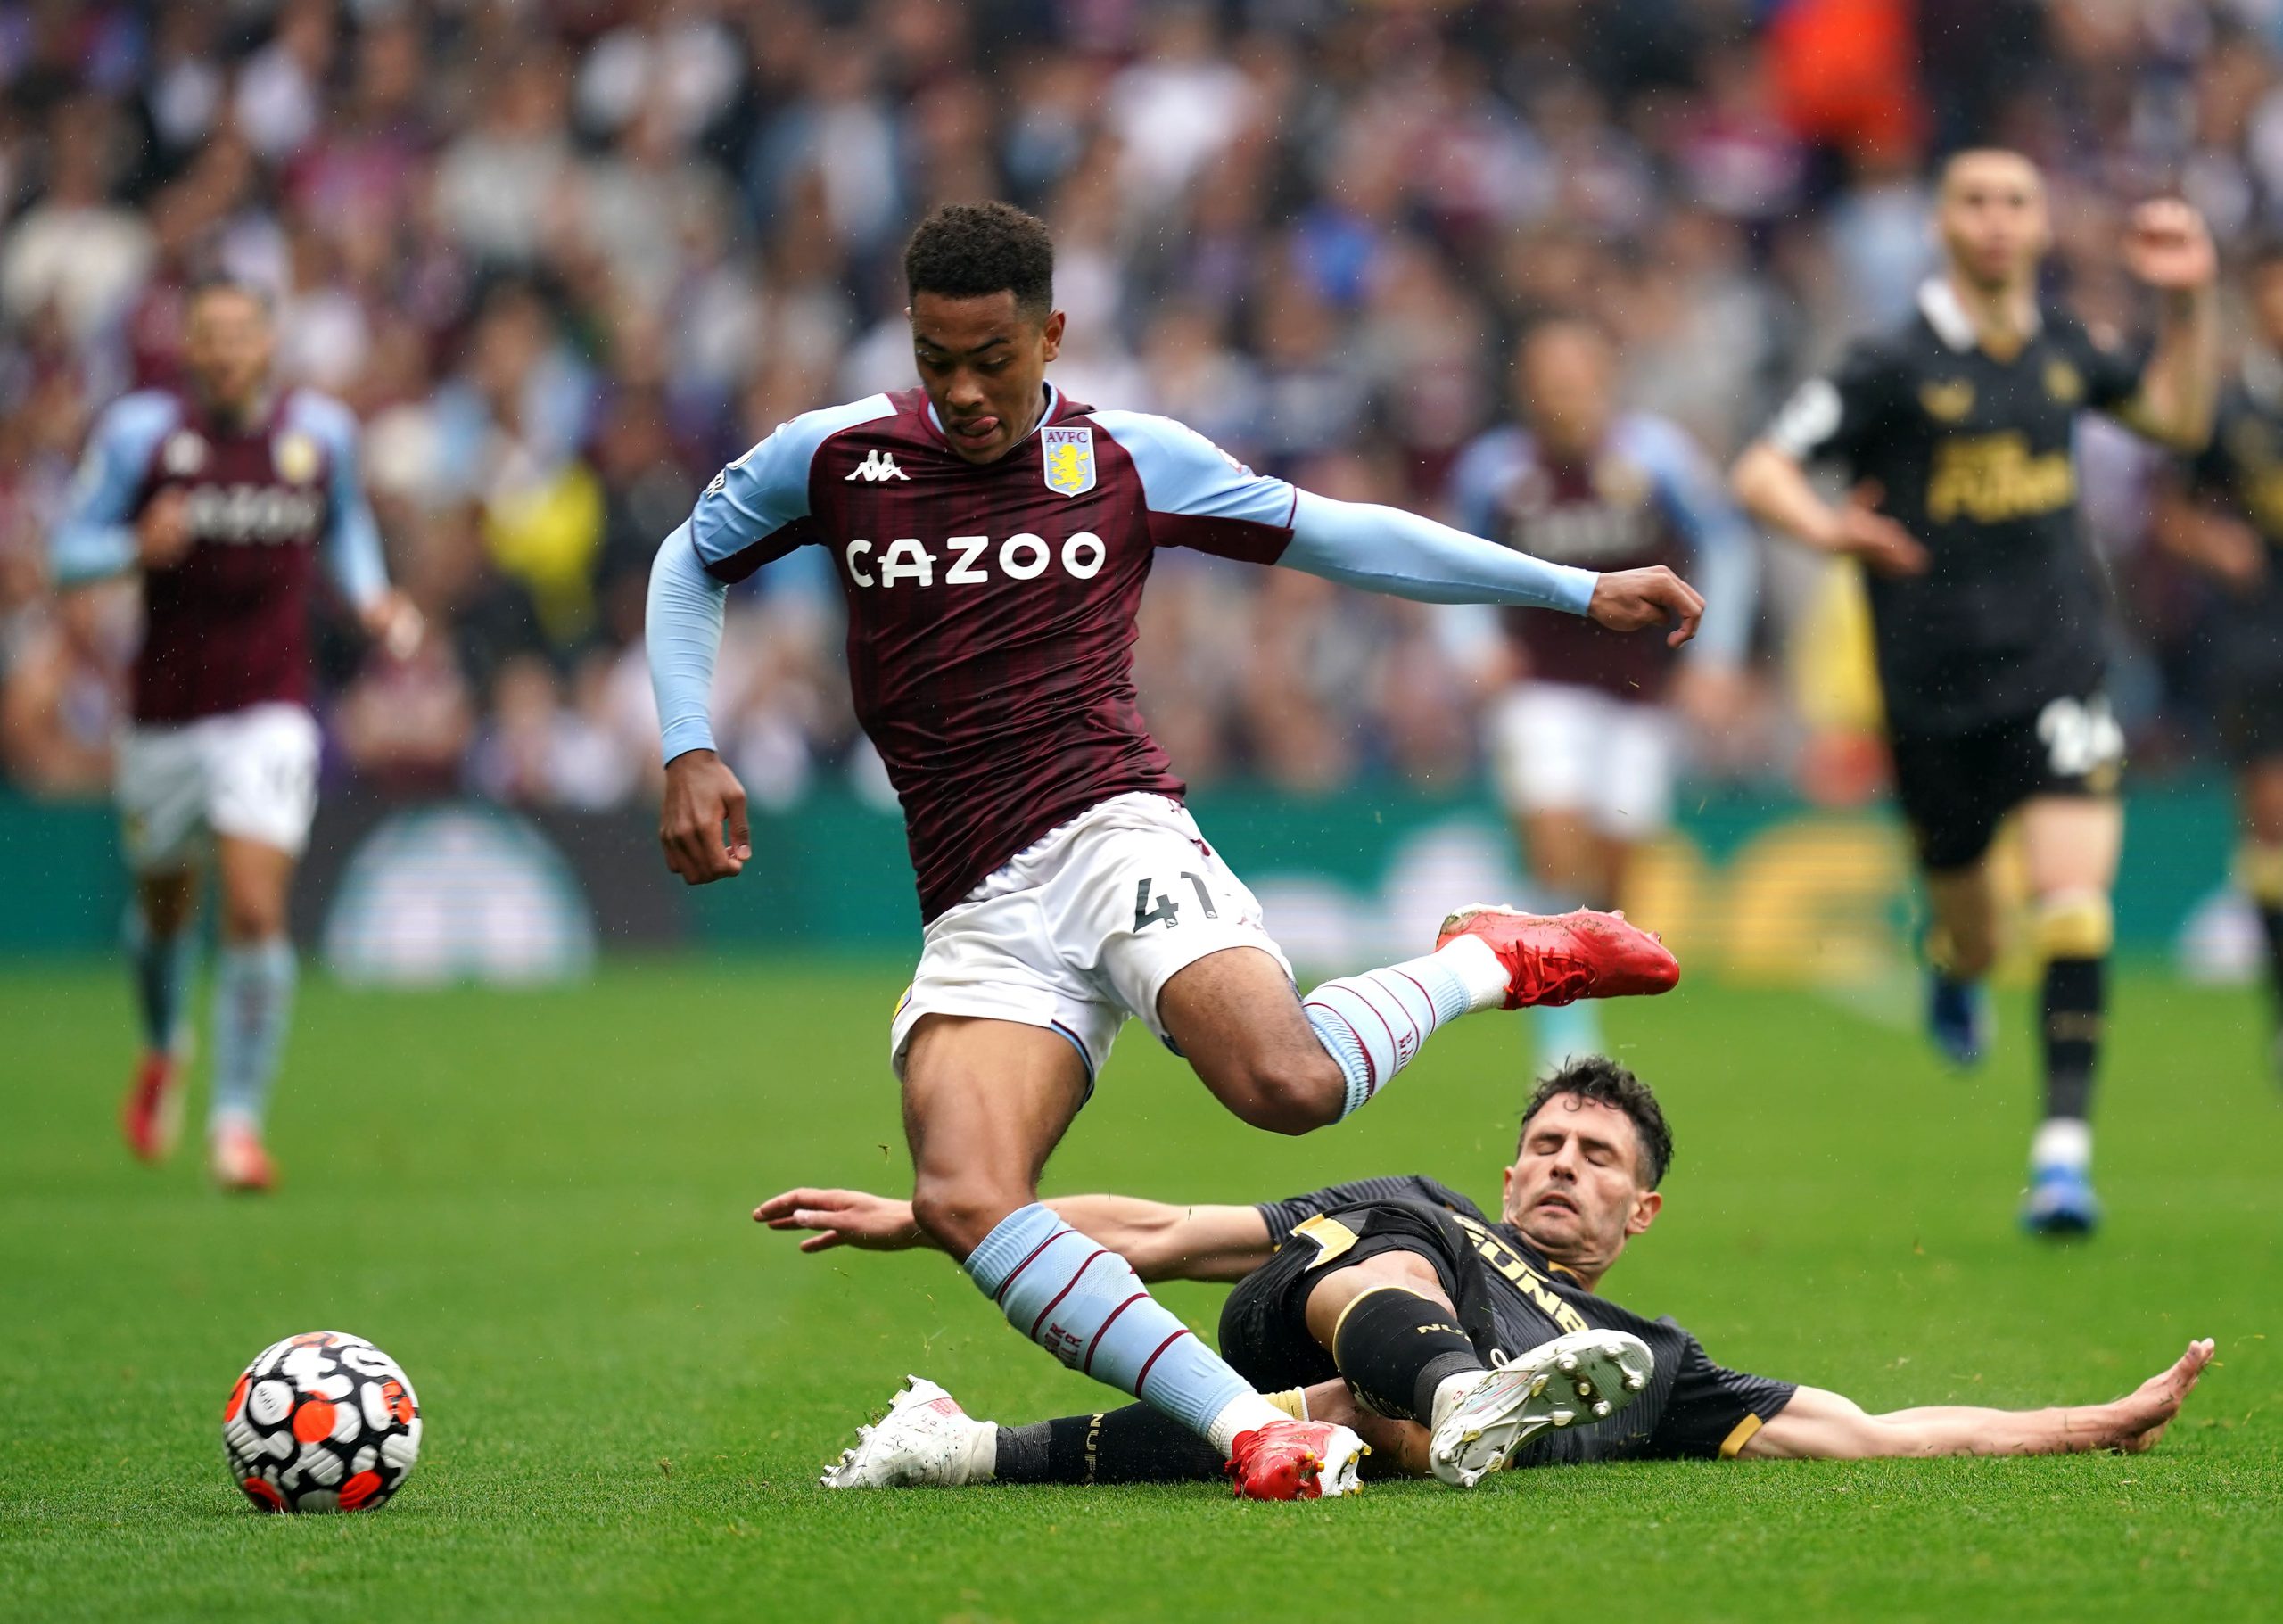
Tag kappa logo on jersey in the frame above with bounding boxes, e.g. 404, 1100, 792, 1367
1042, 425, 1096, 497
161, 431, 209, 476
845, 449, 910, 482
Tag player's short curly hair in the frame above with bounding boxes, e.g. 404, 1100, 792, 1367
903, 202, 1055, 321
1519, 1056, 1674, 1190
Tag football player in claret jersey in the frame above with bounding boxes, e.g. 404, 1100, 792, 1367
647, 202, 1705, 1498
1733, 152, 2218, 1234
2153, 240, 2283, 1074
50, 281, 420, 1191
762, 1058, 2218, 1491
1446, 318, 1758, 1076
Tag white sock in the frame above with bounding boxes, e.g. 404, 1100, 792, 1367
1205, 1391, 1292, 1455
2032, 1117, 2093, 1173
966, 1422, 999, 1485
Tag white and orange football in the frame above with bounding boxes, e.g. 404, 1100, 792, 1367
221, 1331, 421, 1513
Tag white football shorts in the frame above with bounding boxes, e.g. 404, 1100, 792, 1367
1490, 680, 1677, 838
889, 792, 1292, 1089
116, 701, 321, 872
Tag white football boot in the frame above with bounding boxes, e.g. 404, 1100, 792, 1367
1426, 1328, 1655, 1488
820, 1376, 994, 1488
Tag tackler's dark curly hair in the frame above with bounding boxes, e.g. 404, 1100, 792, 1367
1519, 1055, 1675, 1190
903, 201, 1056, 321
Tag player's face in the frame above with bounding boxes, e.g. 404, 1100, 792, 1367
1937, 153, 2049, 293
1499, 1096, 1661, 1271
184, 289, 275, 416
1517, 327, 1614, 458
909, 291, 1067, 465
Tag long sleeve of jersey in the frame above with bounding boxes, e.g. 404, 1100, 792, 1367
50, 394, 179, 587
299, 395, 388, 609
647, 523, 729, 763
1097, 408, 1597, 612
1282, 490, 1598, 612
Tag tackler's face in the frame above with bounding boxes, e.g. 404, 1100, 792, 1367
1500, 1094, 1661, 1273
1938, 151, 2051, 293
910, 290, 1067, 465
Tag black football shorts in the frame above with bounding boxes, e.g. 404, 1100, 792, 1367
1216, 1201, 1482, 1394
1889, 692, 2123, 873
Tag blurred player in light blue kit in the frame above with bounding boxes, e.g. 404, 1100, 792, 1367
49, 281, 419, 1190
1446, 320, 1758, 1076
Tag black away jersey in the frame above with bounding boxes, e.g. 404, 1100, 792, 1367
1765, 280, 2147, 736
1253, 1175, 1794, 1463
2186, 366, 2283, 677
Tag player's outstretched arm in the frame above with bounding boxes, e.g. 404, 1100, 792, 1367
647, 526, 751, 884
755, 1187, 1276, 1282
2116, 199, 2220, 451
1739, 1339, 2215, 1459
1279, 490, 1705, 646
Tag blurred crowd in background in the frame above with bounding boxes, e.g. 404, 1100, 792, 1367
7, 0, 2283, 813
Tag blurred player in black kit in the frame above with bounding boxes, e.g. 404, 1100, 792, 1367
1733, 151, 2219, 1235
2154, 238, 2283, 1075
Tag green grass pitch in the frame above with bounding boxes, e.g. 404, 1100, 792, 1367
2, 956, 2279, 1620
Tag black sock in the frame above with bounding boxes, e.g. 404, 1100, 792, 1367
2042, 955, 2105, 1122
994, 1406, 1226, 1485
1331, 1285, 1482, 1423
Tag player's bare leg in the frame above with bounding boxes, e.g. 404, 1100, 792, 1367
901, 1013, 1361, 1498
121, 867, 200, 1163
2016, 795, 2123, 1234
1161, 919, 1676, 1134
1517, 808, 1628, 1076
208, 834, 299, 1192
1156, 948, 1348, 1131
2233, 760, 2283, 1075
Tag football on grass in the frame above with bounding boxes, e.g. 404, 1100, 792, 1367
222, 1331, 421, 1513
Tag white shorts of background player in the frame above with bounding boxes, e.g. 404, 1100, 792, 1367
1490, 680, 1677, 840
890, 792, 1293, 1089
115, 702, 320, 873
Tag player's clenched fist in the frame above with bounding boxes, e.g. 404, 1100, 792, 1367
2122, 199, 2216, 293
136, 488, 193, 570
1586, 564, 1705, 647
659, 748, 752, 884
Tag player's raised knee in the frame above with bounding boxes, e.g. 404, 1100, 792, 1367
1213, 1053, 1344, 1135
910, 1175, 1027, 1259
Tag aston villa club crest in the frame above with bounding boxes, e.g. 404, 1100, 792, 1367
1042, 425, 1096, 497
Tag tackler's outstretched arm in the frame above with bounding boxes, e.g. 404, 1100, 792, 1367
1739, 1339, 2216, 1459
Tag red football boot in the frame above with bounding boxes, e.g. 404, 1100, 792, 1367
210, 1118, 277, 1193
1225, 1420, 1365, 1500
120, 1051, 187, 1164
1436, 904, 1679, 1010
